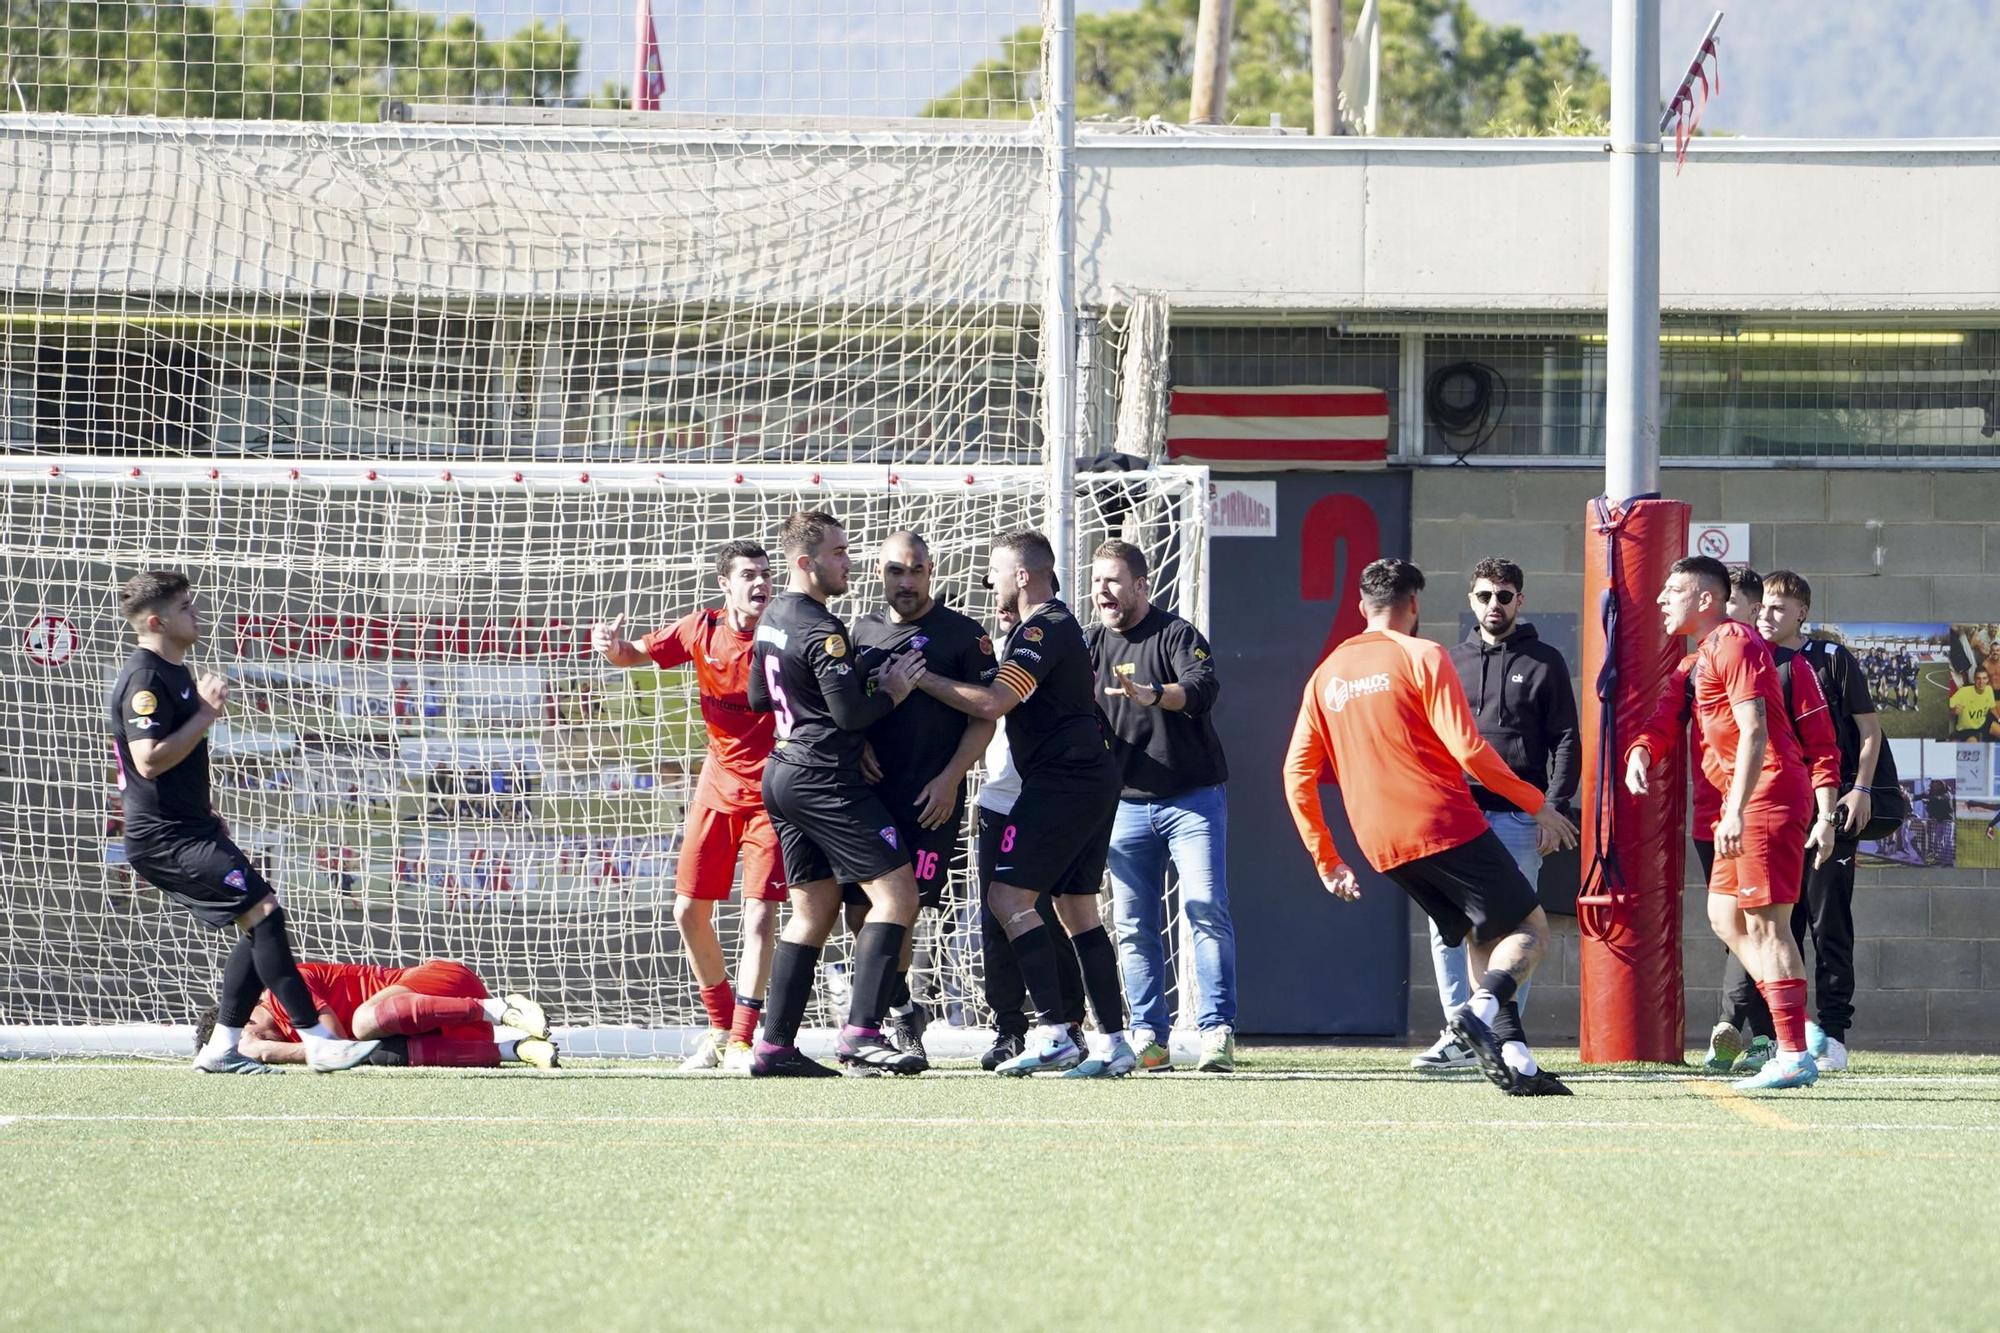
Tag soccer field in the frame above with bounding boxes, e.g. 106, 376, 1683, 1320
5, 1050, 1997, 1332
1876, 667, 1956, 741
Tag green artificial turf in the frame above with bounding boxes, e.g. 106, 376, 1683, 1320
3, 1048, 1995, 1331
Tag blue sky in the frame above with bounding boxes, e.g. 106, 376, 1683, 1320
511, 0, 1999, 138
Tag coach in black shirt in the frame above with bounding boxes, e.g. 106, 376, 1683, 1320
1086, 539, 1237, 1073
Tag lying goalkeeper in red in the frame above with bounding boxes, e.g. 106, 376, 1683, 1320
195, 960, 559, 1069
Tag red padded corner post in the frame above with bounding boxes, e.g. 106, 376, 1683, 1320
1577, 496, 1690, 1064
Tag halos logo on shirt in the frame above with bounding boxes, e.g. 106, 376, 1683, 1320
1324, 672, 1392, 712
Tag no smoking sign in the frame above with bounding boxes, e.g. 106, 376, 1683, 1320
23, 614, 78, 667
1688, 522, 1750, 566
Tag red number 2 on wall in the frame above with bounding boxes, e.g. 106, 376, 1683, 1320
1298, 494, 1383, 660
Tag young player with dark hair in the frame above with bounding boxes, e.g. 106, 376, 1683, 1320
747, 512, 930, 1077
1284, 558, 1579, 1096
198, 959, 558, 1069
1754, 568, 1886, 1073
592, 539, 785, 1072
911, 530, 1135, 1077
1626, 557, 1833, 1091
1725, 565, 1764, 623
109, 570, 379, 1074
843, 530, 997, 1056
1628, 567, 1843, 1074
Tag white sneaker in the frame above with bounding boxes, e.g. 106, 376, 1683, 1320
679, 1028, 726, 1072
302, 1035, 381, 1072
1411, 1029, 1477, 1070
192, 1045, 272, 1075
1816, 1036, 1849, 1073
721, 1042, 755, 1074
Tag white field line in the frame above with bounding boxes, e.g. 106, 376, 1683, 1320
0, 1112, 1993, 1134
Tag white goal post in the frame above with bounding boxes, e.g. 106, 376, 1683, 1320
0, 458, 1207, 1058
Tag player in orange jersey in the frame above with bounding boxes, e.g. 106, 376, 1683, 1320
199, 959, 557, 1068
1626, 556, 1835, 1092
1284, 559, 1578, 1096
593, 539, 785, 1072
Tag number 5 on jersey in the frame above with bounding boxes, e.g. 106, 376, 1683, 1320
762, 656, 794, 737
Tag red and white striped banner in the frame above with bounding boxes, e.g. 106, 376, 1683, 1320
1166, 385, 1390, 470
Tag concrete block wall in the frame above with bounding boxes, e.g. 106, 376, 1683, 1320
1404, 466, 2000, 1053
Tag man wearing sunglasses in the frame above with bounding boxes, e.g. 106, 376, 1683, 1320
1407, 557, 1580, 1071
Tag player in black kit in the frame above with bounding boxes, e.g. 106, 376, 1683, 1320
747, 512, 930, 1077
108, 571, 379, 1074
843, 530, 998, 1056
910, 531, 1135, 1077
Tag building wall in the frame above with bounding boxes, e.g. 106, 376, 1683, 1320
9, 122, 2000, 315
1406, 465, 2000, 1052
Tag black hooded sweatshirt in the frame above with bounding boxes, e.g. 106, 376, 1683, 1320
1447, 622, 1581, 814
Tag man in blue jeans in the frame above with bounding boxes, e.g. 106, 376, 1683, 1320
1086, 540, 1236, 1072
1419, 557, 1581, 1069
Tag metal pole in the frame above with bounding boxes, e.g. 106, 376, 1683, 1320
631, 0, 647, 111
1311, 0, 1343, 136
1364, 4, 1380, 134
1046, 0, 1079, 577
1605, 0, 1660, 503
1189, 0, 1233, 125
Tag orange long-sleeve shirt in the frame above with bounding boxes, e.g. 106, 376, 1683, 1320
1284, 628, 1546, 877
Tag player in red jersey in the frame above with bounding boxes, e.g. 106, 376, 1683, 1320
1625, 556, 1834, 1092
592, 540, 784, 1072
1628, 567, 1842, 1075
197, 959, 558, 1068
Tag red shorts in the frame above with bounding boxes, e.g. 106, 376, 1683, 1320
397, 959, 489, 1000
676, 803, 787, 902
383, 960, 490, 1042
1707, 812, 1807, 910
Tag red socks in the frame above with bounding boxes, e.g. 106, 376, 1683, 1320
1758, 977, 1809, 1053
372, 992, 486, 1035
699, 980, 735, 1032
407, 1036, 502, 1068
728, 997, 762, 1047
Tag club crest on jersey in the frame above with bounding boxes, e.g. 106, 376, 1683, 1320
910, 635, 929, 651
1324, 672, 1392, 712
824, 634, 847, 659
223, 868, 246, 890
1023, 627, 1044, 643
880, 826, 899, 849
131, 690, 158, 716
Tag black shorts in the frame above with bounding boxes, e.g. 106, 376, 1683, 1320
764, 763, 910, 888
842, 800, 965, 910
1384, 829, 1540, 947
124, 833, 274, 929
987, 781, 1118, 897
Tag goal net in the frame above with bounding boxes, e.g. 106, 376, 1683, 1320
0, 2, 1205, 1058
0, 460, 1206, 1056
